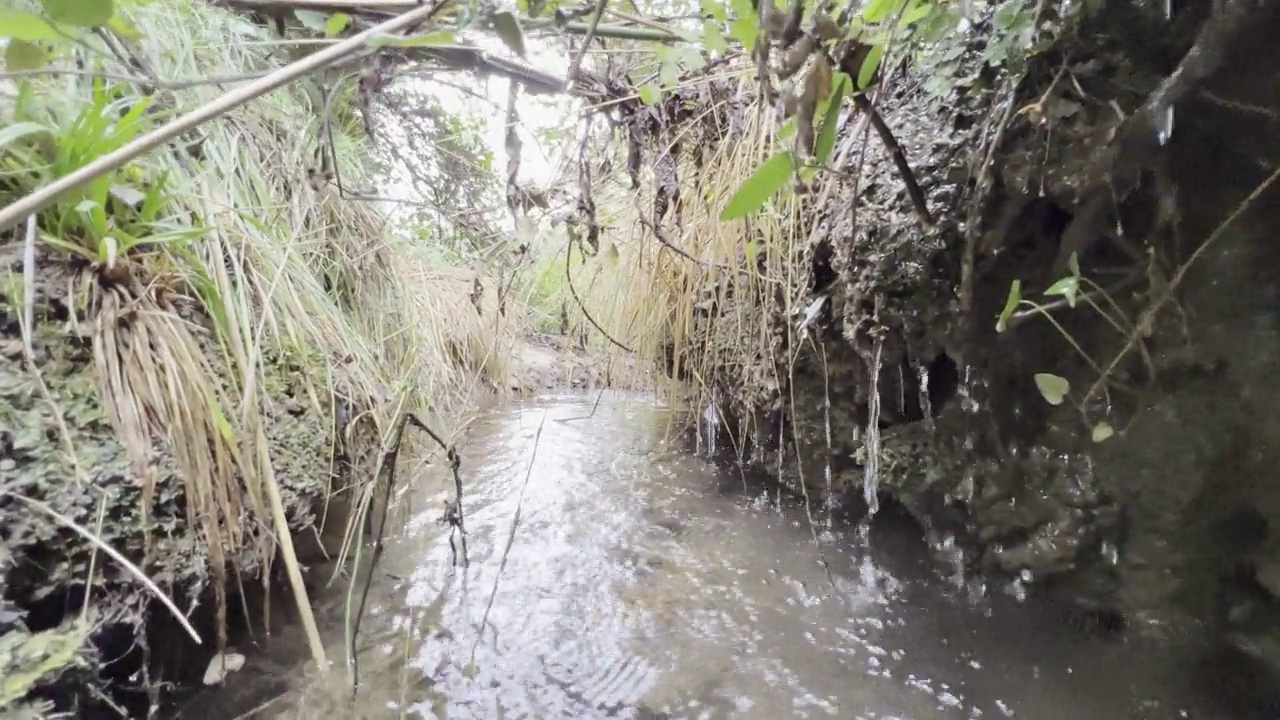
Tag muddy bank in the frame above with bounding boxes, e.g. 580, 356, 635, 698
645, 0, 1280, 681
507, 333, 649, 394
0, 241, 356, 716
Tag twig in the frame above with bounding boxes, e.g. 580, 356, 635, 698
348, 411, 466, 688
470, 414, 547, 668
1084, 160, 1280, 404
21, 215, 35, 363
404, 413, 467, 568
556, 386, 607, 422
853, 94, 933, 228
0, 1, 450, 233
0, 492, 202, 644
630, 185, 712, 266
564, 239, 634, 352
565, 0, 609, 88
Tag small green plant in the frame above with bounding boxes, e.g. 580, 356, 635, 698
995, 253, 1136, 443
1, 0, 137, 72
1, 79, 204, 265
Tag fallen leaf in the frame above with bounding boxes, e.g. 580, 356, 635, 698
1033, 372, 1070, 406
203, 652, 246, 686
1091, 421, 1115, 442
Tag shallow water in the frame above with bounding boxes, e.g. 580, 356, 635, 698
274, 392, 1256, 719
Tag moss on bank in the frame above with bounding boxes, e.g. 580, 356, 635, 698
0, 1, 512, 714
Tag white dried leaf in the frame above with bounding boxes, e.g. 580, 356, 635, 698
203, 651, 246, 685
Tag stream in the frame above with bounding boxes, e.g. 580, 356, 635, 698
229, 392, 1263, 719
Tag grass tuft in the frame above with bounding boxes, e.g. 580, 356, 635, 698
0, 0, 515, 709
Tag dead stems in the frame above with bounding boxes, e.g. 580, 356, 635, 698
0, 492, 202, 645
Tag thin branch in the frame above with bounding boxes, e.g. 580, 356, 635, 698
564, 241, 634, 352
853, 93, 933, 228
566, 0, 610, 88
21, 216, 35, 363
470, 414, 547, 669
1084, 160, 1280, 403
404, 413, 468, 568
1, 492, 202, 645
348, 411, 467, 688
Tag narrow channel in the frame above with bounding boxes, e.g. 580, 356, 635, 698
232, 392, 1263, 719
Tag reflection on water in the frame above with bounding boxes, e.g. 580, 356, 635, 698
296, 392, 1247, 719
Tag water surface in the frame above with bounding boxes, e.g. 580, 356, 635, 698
257, 392, 1255, 719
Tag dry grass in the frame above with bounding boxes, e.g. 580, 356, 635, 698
535, 62, 814, 441
0, 0, 518, 707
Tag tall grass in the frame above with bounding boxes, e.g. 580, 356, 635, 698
521, 66, 807, 431
0, 0, 515, 707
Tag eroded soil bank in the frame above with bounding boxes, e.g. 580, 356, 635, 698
652, 0, 1280, 684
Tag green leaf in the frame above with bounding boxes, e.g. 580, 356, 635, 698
660, 60, 679, 89
0, 121, 53, 155
994, 3, 1023, 30
1043, 275, 1079, 307
294, 10, 329, 32
814, 75, 848, 165
918, 8, 960, 43
857, 44, 884, 89
701, 0, 728, 22
702, 20, 728, 55
776, 115, 797, 141
638, 83, 662, 106
728, 0, 758, 50
995, 278, 1021, 333
325, 12, 351, 35
1091, 421, 1115, 443
0, 10, 61, 41
368, 30, 455, 48
41, 0, 113, 27
491, 10, 527, 58
5, 39, 47, 71
720, 151, 795, 221
899, 0, 933, 27
106, 11, 139, 38
1033, 373, 1070, 406
861, 0, 899, 24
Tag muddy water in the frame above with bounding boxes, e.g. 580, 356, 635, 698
323, 392, 1242, 719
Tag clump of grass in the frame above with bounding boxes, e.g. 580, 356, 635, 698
0, 0, 514, 708
523, 63, 808, 431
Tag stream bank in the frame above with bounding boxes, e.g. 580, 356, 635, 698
629, 0, 1280, 683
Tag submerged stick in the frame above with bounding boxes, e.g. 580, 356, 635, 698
405, 413, 468, 567
348, 411, 467, 689
0, 1, 449, 232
